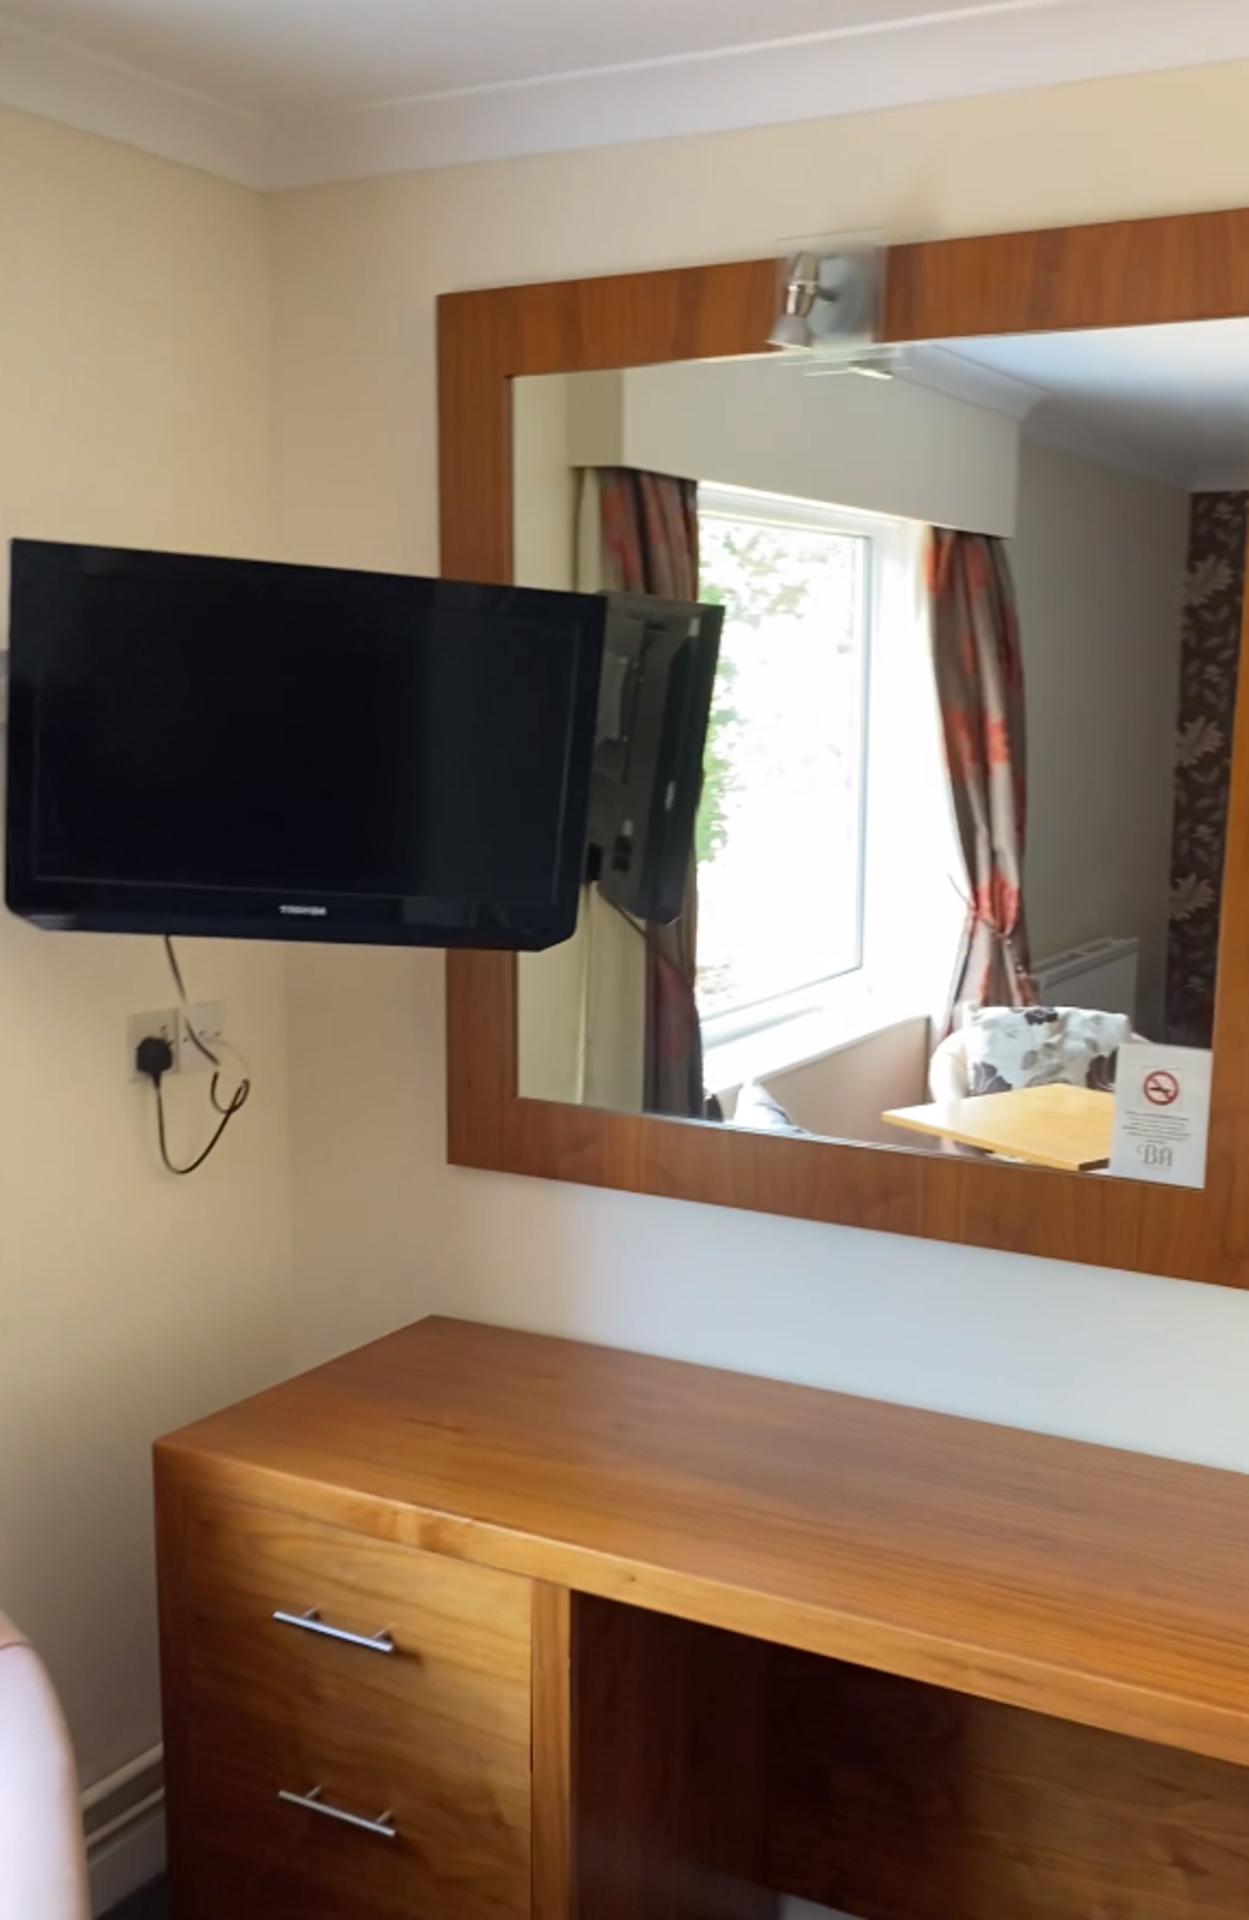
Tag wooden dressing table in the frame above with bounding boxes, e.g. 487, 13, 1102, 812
156, 1315, 1249, 1920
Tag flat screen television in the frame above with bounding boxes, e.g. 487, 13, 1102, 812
587, 593, 723, 925
5, 541, 609, 950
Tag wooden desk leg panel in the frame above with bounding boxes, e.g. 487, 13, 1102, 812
766, 1649, 1249, 1920
532, 1586, 575, 1920
567, 1595, 780, 1920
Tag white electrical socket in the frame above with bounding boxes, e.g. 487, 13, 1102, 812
127, 1009, 179, 1081
179, 1002, 225, 1073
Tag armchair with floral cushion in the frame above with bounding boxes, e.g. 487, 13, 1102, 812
930, 1005, 1139, 1105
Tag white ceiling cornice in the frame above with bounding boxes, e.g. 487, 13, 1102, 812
265, 0, 1249, 189
0, 14, 267, 185
901, 345, 1047, 421
1, 0, 1248, 192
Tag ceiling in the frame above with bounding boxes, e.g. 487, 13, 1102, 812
910, 321, 1249, 490
1, 0, 1249, 188
0, 0, 1077, 112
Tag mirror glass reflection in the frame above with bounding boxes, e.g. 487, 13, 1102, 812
515, 321, 1249, 1184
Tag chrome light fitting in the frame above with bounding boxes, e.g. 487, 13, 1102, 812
769, 249, 880, 354
769, 252, 823, 349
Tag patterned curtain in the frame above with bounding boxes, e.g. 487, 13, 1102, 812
928, 529, 1037, 1029
1166, 491, 1248, 1047
595, 469, 705, 1119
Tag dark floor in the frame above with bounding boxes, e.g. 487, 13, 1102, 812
103, 1880, 167, 1920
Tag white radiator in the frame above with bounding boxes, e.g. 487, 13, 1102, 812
1033, 936, 1139, 1023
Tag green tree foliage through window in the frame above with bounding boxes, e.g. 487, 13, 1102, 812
697, 520, 817, 867
694, 503, 868, 1020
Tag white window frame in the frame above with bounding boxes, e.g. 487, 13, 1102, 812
697, 484, 889, 1050
696, 486, 964, 1096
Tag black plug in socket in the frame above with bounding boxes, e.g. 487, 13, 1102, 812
135, 1034, 175, 1084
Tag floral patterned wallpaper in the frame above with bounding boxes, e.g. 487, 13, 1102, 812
1166, 491, 1248, 1046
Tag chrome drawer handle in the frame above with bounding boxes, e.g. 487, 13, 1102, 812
273, 1608, 395, 1654
279, 1785, 397, 1839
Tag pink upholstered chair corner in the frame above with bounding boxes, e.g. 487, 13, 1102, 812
0, 1614, 91, 1920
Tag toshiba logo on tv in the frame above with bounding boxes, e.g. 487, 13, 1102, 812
279, 903, 328, 917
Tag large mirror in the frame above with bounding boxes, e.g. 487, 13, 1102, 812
514, 321, 1249, 1186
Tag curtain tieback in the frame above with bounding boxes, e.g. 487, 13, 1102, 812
950, 875, 1015, 939
969, 876, 1022, 940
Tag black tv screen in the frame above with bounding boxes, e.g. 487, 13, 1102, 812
6, 542, 608, 949
586, 593, 723, 925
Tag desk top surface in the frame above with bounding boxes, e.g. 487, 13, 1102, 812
884, 1083, 1116, 1171
159, 1316, 1249, 1767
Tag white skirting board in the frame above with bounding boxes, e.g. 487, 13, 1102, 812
82, 1745, 166, 1918
88, 1800, 166, 1916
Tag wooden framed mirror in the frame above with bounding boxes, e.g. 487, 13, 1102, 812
440, 207, 1249, 1289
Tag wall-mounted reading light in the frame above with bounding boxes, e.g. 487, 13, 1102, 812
769, 249, 880, 355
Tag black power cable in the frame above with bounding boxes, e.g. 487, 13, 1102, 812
162, 931, 189, 1005
132, 937, 252, 1176
164, 934, 248, 1114
154, 1072, 247, 1177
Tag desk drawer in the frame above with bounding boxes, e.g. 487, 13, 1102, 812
165, 1486, 532, 1920
178, 1703, 528, 1920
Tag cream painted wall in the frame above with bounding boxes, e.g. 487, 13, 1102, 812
758, 1019, 932, 1144
0, 110, 292, 1793
512, 372, 575, 594
271, 57, 1249, 1487
511, 378, 648, 1112
572, 359, 1020, 535
512, 374, 590, 1107
1013, 439, 1189, 1035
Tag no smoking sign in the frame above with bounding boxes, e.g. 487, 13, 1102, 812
1110, 1042, 1211, 1188
1143, 1069, 1180, 1108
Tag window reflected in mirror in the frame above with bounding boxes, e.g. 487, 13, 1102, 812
514, 322, 1249, 1189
